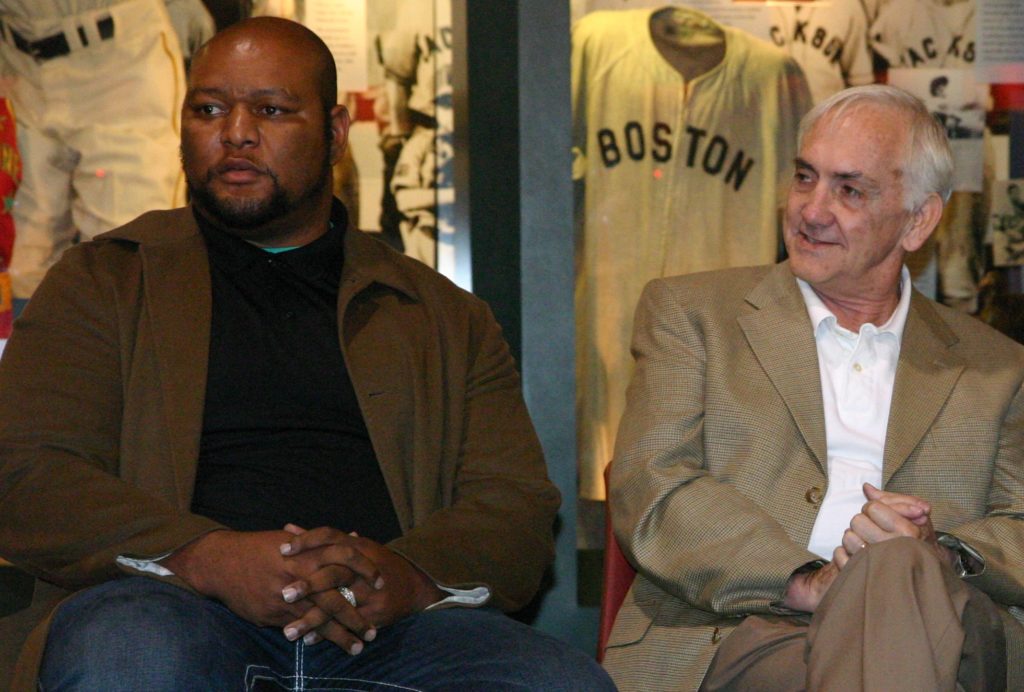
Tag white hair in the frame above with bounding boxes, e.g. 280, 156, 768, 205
797, 84, 954, 209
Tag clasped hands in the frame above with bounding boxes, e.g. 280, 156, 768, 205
160, 524, 444, 654
783, 483, 955, 613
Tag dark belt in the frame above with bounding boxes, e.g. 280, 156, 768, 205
6, 15, 114, 62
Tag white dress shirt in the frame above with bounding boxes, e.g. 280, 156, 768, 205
799, 267, 912, 559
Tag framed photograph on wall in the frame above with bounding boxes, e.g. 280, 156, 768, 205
991, 179, 1024, 267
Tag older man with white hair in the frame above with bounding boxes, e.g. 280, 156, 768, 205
603, 84, 1024, 691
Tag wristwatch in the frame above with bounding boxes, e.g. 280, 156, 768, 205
936, 533, 985, 578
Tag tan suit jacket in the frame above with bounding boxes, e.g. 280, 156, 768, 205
0, 206, 559, 691
604, 262, 1024, 690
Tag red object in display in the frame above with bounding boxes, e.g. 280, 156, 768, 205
0, 97, 21, 339
597, 464, 636, 662
992, 84, 1024, 112
0, 98, 18, 266
352, 90, 379, 122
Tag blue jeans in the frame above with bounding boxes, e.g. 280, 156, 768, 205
39, 577, 615, 691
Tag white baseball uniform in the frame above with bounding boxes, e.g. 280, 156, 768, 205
573, 7, 812, 499
0, 0, 185, 298
871, 0, 981, 312
377, 0, 453, 270
164, 0, 214, 61
573, 1, 874, 104
870, 0, 975, 69
763, 1, 874, 104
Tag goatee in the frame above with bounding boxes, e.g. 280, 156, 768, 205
187, 173, 293, 232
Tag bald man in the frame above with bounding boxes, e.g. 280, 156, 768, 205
0, 18, 614, 692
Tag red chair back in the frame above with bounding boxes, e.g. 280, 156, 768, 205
596, 464, 637, 661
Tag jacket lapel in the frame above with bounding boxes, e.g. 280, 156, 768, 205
736, 266, 964, 485
883, 292, 963, 483
738, 263, 828, 472
337, 229, 422, 531
136, 209, 212, 509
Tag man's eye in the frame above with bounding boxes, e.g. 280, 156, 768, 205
793, 171, 813, 185
195, 104, 223, 116
840, 185, 863, 199
259, 105, 283, 116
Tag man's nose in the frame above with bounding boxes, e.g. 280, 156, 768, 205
222, 108, 258, 148
800, 184, 834, 226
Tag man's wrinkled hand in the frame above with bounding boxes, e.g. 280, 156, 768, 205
840, 483, 953, 566
782, 560, 841, 613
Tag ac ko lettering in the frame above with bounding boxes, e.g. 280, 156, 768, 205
903, 34, 974, 66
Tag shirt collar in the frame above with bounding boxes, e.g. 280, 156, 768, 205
797, 265, 912, 343
195, 201, 349, 281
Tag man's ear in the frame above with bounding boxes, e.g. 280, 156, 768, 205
329, 104, 351, 164
902, 192, 944, 253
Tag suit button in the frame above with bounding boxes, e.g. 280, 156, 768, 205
805, 487, 823, 505
712, 627, 722, 644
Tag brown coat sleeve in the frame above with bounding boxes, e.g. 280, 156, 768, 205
0, 239, 220, 589
386, 294, 560, 611
336, 242, 560, 613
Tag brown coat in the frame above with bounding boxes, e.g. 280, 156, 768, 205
0, 206, 559, 691
604, 262, 1024, 690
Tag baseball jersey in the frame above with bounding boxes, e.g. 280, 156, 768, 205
0, 1, 125, 21
377, 0, 452, 124
871, 0, 976, 69
573, 1, 874, 103
573, 7, 812, 499
376, 0, 453, 270
763, 1, 874, 104
871, 0, 982, 311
